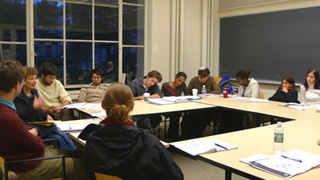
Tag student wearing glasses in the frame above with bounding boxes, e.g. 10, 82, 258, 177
235, 69, 259, 98
300, 68, 320, 106
269, 76, 300, 103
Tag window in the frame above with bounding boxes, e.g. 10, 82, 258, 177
1, 0, 145, 86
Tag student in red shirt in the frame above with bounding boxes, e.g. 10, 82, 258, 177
0, 60, 87, 180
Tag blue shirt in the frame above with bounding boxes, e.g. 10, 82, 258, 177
0, 98, 16, 111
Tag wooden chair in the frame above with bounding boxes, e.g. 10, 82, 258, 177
259, 92, 264, 99
95, 173, 122, 180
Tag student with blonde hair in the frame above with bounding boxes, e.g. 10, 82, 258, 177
84, 83, 183, 180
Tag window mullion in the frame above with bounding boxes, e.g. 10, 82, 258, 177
119, 0, 123, 83
63, 0, 67, 85
92, 0, 95, 69
27, 0, 34, 67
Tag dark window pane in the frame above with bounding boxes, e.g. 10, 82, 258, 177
95, 0, 118, 6
66, 3, 92, 40
34, 0, 63, 39
123, 0, 144, 4
95, 6, 118, 41
123, 5, 144, 45
34, 41, 64, 82
0, 44, 26, 65
68, 0, 91, 3
0, 0, 26, 42
95, 43, 118, 83
66, 42, 92, 85
123, 47, 143, 84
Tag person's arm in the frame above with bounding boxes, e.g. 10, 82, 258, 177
300, 85, 306, 104
151, 85, 164, 98
128, 81, 138, 97
54, 100, 71, 113
209, 78, 221, 94
186, 79, 194, 95
285, 90, 300, 103
3, 116, 44, 153
13, 97, 36, 122
78, 87, 88, 103
268, 90, 279, 101
250, 83, 259, 98
182, 83, 188, 96
161, 83, 171, 96
57, 80, 72, 106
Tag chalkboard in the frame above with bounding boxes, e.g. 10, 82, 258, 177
219, 6, 320, 84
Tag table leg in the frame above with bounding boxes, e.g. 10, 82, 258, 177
225, 170, 232, 180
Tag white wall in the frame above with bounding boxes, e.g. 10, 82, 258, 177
148, 0, 319, 99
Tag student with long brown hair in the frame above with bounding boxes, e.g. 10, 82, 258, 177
269, 76, 299, 103
300, 68, 320, 105
84, 83, 183, 180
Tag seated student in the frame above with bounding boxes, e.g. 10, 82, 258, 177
0, 60, 86, 180
300, 68, 320, 106
161, 72, 187, 141
187, 67, 221, 95
13, 67, 77, 150
36, 62, 74, 121
235, 69, 259, 98
129, 70, 164, 100
84, 83, 183, 180
78, 68, 108, 103
269, 76, 300, 103
182, 68, 220, 139
129, 70, 164, 129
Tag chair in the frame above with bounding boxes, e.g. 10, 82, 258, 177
95, 173, 122, 180
214, 77, 222, 85
1, 139, 66, 180
259, 92, 264, 99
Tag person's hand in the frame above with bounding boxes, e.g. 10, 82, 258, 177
29, 128, 38, 136
48, 106, 56, 114
47, 115, 53, 121
282, 87, 288, 93
231, 91, 236, 95
33, 96, 44, 110
54, 106, 62, 113
134, 96, 144, 100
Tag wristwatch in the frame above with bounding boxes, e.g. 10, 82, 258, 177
34, 127, 41, 136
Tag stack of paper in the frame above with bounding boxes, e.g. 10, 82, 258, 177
242, 149, 320, 178
173, 139, 238, 156
149, 97, 189, 105
249, 98, 269, 103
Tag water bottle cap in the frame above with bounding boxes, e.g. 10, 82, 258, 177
277, 121, 282, 127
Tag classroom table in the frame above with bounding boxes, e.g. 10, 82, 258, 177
170, 96, 320, 180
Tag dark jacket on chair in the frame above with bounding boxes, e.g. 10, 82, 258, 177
84, 123, 184, 180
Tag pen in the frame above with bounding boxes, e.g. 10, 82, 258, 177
214, 143, 228, 150
281, 155, 302, 163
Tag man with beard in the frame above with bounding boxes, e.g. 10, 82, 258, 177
36, 62, 74, 121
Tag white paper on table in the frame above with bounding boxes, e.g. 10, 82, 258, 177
249, 98, 269, 103
89, 111, 107, 117
174, 139, 237, 156
81, 103, 103, 110
240, 153, 270, 164
62, 103, 87, 109
281, 149, 320, 168
231, 97, 248, 100
288, 105, 311, 110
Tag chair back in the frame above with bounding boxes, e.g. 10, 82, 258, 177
214, 77, 222, 85
95, 173, 122, 180
259, 92, 264, 99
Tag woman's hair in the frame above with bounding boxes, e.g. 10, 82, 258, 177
102, 83, 134, 123
303, 68, 320, 90
236, 69, 252, 80
279, 76, 295, 92
25, 67, 38, 78
176, 72, 187, 80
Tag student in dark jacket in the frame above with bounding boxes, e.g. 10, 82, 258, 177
84, 83, 183, 180
269, 76, 300, 103
13, 67, 77, 150
161, 72, 187, 141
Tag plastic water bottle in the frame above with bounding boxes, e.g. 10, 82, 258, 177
274, 122, 284, 153
202, 85, 206, 95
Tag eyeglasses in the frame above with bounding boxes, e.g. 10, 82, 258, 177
92, 76, 101, 79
